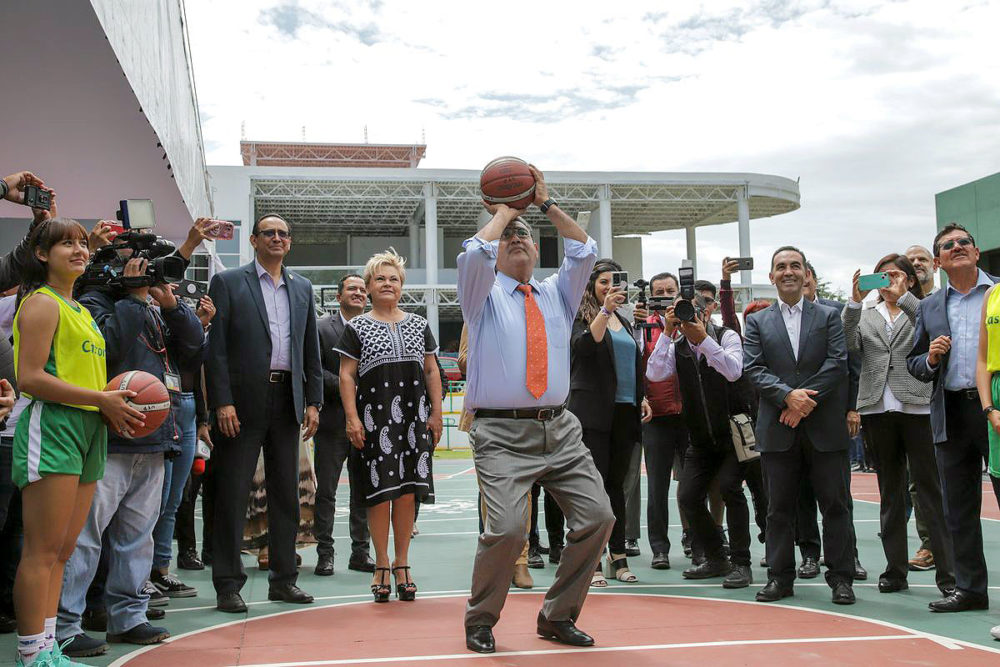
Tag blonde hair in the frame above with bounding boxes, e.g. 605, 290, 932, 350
363, 247, 407, 287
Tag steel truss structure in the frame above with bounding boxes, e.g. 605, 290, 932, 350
241, 141, 426, 168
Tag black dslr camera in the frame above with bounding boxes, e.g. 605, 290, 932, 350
672, 266, 701, 323
78, 200, 185, 291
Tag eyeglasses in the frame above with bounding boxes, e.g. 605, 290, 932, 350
500, 227, 531, 240
940, 237, 973, 252
257, 229, 290, 240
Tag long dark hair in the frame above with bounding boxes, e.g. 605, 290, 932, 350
18, 217, 89, 307
577, 258, 622, 324
873, 253, 923, 302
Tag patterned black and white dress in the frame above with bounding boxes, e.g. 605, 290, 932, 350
336, 312, 437, 507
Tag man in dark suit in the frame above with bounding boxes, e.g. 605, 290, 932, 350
907, 223, 1000, 613
743, 246, 855, 605
313, 274, 373, 576
206, 214, 323, 613
792, 264, 867, 582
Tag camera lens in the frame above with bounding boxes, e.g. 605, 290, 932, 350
674, 299, 696, 322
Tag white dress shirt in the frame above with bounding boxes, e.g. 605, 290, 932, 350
645, 327, 744, 382
779, 296, 804, 361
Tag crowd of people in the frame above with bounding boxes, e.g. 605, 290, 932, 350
1, 165, 999, 664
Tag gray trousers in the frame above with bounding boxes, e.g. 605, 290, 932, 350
623, 441, 643, 541
465, 411, 614, 628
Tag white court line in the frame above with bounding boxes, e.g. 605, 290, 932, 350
444, 465, 476, 479
111, 592, 1000, 667
232, 634, 919, 666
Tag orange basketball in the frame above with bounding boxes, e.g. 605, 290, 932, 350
104, 370, 170, 439
479, 156, 536, 210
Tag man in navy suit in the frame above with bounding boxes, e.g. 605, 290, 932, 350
743, 246, 855, 605
907, 223, 1000, 613
206, 214, 324, 613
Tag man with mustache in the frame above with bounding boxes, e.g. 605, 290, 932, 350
459, 165, 614, 654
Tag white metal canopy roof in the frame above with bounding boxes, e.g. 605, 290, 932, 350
239, 167, 800, 241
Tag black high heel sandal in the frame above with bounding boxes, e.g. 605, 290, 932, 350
392, 566, 417, 601
371, 567, 391, 603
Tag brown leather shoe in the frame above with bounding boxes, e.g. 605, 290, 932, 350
908, 548, 935, 571
511, 563, 534, 589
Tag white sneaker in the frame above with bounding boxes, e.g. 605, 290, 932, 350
991, 625, 1000, 640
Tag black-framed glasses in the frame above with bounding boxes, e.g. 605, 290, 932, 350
940, 237, 973, 252
500, 227, 531, 240
258, 229, 290, 239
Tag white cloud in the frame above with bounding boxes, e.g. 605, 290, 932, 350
186, 0, 1000, 292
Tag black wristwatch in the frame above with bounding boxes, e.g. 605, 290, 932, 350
539, 198, 557, 214
309, 402, 323, 413
985, 406, 998, 417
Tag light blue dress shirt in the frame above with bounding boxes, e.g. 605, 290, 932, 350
255, 259, 292, 372
943, 269, 994, 391
458, 235, 598, 410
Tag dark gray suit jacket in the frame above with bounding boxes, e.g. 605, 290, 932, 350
905, 272, 999, 443
316, 312, 347, 434
206, 261, 323, 426
743, 298, 850, 453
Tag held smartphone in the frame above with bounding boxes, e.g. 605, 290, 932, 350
177, 280, 207, 301
611, 271, 629, 289
858, 272, 891, 291
117, 199, 156, 230
205, 219, 235, 240
23, 185, 52, 211
730, 256, 754, 271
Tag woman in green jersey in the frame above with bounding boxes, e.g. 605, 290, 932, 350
10, 217, 144, 666
977, 283, 1000, 480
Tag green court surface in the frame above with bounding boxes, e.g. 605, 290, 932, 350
3, 456, 1000, 665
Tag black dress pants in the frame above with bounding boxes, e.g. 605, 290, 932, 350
175, 450, 216, 557
795, 458, 859, 561
581, 403, 638, 557
677, 442, 751, 566
0, 444, 22, 617
313, 424, 370, 560
642, 415, 687, 555
861, 411, 954, 592
936, 391, 1000, 596
212, 381, 300, 595
762, 431, 853, 587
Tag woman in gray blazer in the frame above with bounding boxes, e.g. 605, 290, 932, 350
843, 254, 954, 596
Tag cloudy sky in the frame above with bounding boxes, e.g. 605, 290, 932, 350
186, 0, 1000, 293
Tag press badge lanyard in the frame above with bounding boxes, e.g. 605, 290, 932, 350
139, 313, 181, 393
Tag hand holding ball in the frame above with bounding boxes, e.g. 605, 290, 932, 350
103, 370, 170, 439
480, 157, 536, 211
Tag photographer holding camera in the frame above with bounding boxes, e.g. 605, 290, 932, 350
646, 284, 755, 590
56, 216, 204, 657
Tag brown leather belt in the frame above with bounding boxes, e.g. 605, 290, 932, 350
475, 405, 566, 421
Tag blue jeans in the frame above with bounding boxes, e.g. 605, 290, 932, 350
152, 392, 196, 569
57, 452, 164, 638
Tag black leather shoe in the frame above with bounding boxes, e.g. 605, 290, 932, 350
651, 552, 670, 570
536, 612, 594, 646
625, 539, 641, 557
683, 559, 732, 580
797, 557, 820, 579
177, 549, 205, 571
832, 581, 856, 605
82, 606, 108, 632
200, 550, 213, 566
756, 580, 794, 602
268, 583, 314, 604
527, 545, 545, 569
723, 564, 753, 589
878, 578, 909, 593
681, 531, 692, 559
216, 592, 247, 613
466, 625, 495, 653
854, 557, 868, 581
0, 614, 15, 633
146, 607, 166, 620
348, 554, 376, 573
315, 554, 335, 576
929, 590, 990, 612
537, 543, 549, 555
549, 544, 563, 565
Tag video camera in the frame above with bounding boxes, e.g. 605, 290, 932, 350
672, 266, 702, 323
78, 200, 186, 291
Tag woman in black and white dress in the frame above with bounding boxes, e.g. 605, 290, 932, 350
337, 249, 443, 602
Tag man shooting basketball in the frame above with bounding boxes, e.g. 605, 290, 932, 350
458, 165, 614, 654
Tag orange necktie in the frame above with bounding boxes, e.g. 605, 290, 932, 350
517, 284, 548, 399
